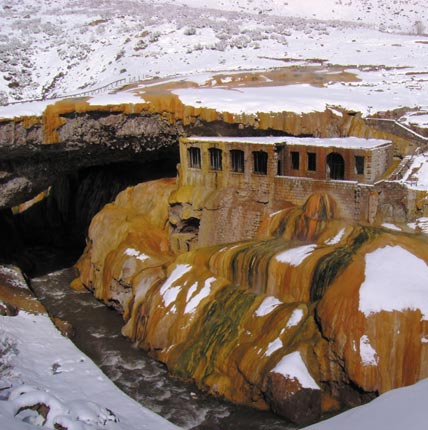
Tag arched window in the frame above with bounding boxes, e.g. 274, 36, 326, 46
326, 152, 345, 180
253, 151, 268, 175
188, 147, 201, 169
230, 149, 245, 173
209, 147, 222, 170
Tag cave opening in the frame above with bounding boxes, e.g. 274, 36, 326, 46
0, 156, 178, 276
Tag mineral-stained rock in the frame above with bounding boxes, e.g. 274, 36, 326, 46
317, 233, 428, 394
265, 358, 322, 425
0, 265, 46, 315
75, 178, 428, 425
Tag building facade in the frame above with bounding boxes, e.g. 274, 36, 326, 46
178, 136, 394, 221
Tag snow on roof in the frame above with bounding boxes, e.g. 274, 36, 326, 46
359, 245, 428, 320
185, 136, 391, 150
271, 351, 320, 390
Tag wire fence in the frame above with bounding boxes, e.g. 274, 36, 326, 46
4, 75, 152, 106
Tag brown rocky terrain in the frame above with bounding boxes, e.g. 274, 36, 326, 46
74, 177, 428, 425
0, 69, 419, 210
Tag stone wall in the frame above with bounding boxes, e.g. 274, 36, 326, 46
273, 176, 373, 221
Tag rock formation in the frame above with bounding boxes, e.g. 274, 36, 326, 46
74, 177, 428, 425
0, 91, 416, 209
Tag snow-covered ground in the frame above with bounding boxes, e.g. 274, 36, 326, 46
0, 269, 180, 430
0, 311, 181, 430
305, 378, 428, 430
2, 1, 428, 429
1, 0, 428, 117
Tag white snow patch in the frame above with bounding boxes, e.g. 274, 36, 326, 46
400, 153, 428, 190
359, 335, 379, 366
0, 310, 179, 430
160, 264, 192, 307
88, 91, 144, 106
286, 308, 305, 328
265, 338, 283, 357
186, 135, 389, 149
359, 246, 428, 320
275, 244, 317, 267
0, 266, 28, 290
421, 336, 428, 344
255, 296, 282, 317
184, 277, 215, 314
124, 248, 150, 262
325, 228, 346, 245
382, 223, 402, 231
304, 378, 428, 430
408, 217, 428, 234
271, 351, 320, 390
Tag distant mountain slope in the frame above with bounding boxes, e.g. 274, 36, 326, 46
0, 0, 427, 104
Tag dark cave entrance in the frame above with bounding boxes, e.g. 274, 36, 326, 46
0, 156, 178, 276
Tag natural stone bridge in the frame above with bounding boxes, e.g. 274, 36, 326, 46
0, 95, 417, 209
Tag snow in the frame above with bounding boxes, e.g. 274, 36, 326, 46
254, 296, 282, 317
124, 248, 150, 262
0, 266, 28, 290
286, 308, 304, 329
172, 83, 410, 116
304, 378, 428, 430
265, 338, 283, 357
359, 246, 428, 320
87, 91, 145, 106
0, 310, 180, 430
359, 335, 379, 366
271, 351, 320, 390
399, 153, 428, 190
381, 223, 402, 232
0, 100, 58, 119
401, 112, 428, 129
159, 264, 192, 307
275, 244, 317, 267
186, 136, 390, 149
325, 228, 346, 245
184, 277, 215, 314
407, 217, 428, 234
1, 0, 428, 120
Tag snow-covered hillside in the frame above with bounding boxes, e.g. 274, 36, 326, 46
1, 0, 428, 104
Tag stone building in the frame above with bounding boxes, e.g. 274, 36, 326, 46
178, 135, 394, 222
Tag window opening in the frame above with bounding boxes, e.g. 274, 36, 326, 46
291, 151, 300, 170
209, 147, 222, 170
188, 147, 201, 169
355, 156, 365, 175
326, 152, 345, 180
230, 149, 245, 173
307, 152, 317, 171
253, 151, 268, 175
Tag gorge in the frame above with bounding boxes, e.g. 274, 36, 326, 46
1, 73, 428, 428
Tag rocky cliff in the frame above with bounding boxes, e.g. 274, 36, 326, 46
74, 178, 428, 425
0, 89, 416, 209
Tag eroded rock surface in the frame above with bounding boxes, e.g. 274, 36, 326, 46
75, 178, 428, 425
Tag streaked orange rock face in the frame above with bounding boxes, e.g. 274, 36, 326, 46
75, 179, 428, 425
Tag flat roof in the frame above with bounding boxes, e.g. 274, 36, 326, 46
184, 136, 392, 150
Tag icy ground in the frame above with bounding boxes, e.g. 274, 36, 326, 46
1, 0, 428, 110
0, 313, 181, 430
0, 271, 180, 430
2, 1, 428, 429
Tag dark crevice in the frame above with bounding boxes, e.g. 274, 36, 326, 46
0, 157, 178, 277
